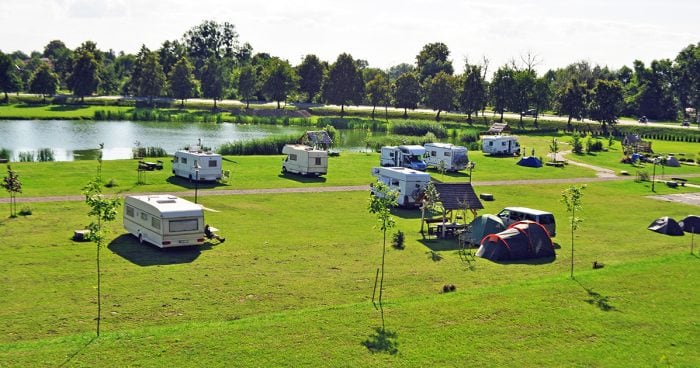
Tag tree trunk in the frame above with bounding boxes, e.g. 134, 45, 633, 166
277, 100, 281, 109
467, 112, 472, 124
403, 108, 408, 119
181, 99, 185, 108
371, 105, 376, 120
213, 98, 217, 109
567, 115, 573, 131
3, 91, 7, 102
245, 98, 249, 109
436, 110, 441, 121
499, 111, 504, 123
340, 104, 345, 118
384, 105, 388, 121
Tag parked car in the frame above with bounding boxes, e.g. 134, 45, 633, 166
681, 121, 690, 127
521, 109, 537, 117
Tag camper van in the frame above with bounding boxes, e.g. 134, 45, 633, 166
172, 146, 223, 181
380, 145, 427, 171
123, 195, 206, 248
496, 206, 556, 237
482, 135, 521, 156
423, 143, 469, 171
371, 166, 431, 207
281, 144, 328, 176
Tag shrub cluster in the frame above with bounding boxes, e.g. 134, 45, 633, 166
218, 134, 299, 155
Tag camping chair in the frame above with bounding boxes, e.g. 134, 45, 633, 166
219, 170, 231, 184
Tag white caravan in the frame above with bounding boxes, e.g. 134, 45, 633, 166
281, 144, 328, 176
482, 135, 521, 156
172, 146, 223, 181
496, 206, 556, 237
123, 195, 206, 248
423, 143, 469, 171
380, 145, 427, 171
371, 166, 431, 207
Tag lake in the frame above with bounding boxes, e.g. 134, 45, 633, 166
0, 120, 375, 161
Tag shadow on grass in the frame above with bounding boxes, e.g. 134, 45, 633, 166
108, 234, 215, 266
166, 176, 230, 189
418, 238, 461, 252
575, 279, 617, 312
277, 172, 327, 183
361, 327, 399, 355
59, 335, 97, 367
50, 105, 89, 112
493, 256, 556, 265
391, 207, 422, 219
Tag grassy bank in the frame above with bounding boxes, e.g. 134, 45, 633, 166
0, 179, 698, 366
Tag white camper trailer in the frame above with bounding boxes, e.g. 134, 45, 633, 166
423, 143, 469, 171
281, 144, 328, 176
172, 146, 223, 181
371, 166, 431, 207
380, 145, 427, 171
123, 195, 206, 248
481, 135, 521, 156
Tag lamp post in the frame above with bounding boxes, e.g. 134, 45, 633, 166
193, 160, 201, 203
651, 157, 659, 192
467, 161, 475, 183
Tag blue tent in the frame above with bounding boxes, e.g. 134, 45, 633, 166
517, 156, 542, 168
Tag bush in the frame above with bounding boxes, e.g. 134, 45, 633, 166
390, 120, 447, 138
571, 133, 583, 154
37, 148, 55, 162
392, 230, 405, 250
18, 151, 34, 162
218, 134, 299, 155
0, 148, 10, 160
104, 178, 119, 188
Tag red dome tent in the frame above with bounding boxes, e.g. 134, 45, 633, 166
476, 221, 555, 262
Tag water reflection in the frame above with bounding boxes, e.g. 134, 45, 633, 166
0, 119, 378, 161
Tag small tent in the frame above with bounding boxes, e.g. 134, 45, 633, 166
517, 156, 542, 168
462, 214, 505, 246
476, 221, 555, 261
679, 215, 700, 233
647, 216, 684, 236
665, 156, 680, 167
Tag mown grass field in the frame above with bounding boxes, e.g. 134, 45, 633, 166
0, 128, 699, 367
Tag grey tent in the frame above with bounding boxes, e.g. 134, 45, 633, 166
665, 156, 680, 167
462, 214, 505, 246
679, 215, 700, 233
647, 216, 684, 236
476, 221, 555, 261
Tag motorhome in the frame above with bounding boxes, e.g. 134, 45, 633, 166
172, 146, 223, 181
423, 143, 469, 171
380, 145, 427, 171
123, 195, 206, 248
281, 144, 328, 176
371, 166, 431, 207
482, 135, 521, 156
496, 206, 556, 237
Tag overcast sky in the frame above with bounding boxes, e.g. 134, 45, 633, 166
1, 0, 697, 75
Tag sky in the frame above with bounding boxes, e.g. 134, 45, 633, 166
1, 0, 698, 75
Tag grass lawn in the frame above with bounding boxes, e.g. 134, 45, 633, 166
0, 176, 698, 366
0, 104, 132, 120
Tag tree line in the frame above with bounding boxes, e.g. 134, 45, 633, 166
1, 20, 699, 129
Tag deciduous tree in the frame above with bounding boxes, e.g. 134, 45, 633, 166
415, 42, 453, 82
137, 52, 166, 104
200, 57, 226, 109
365, 73, 391, 120
262, 58, 298, 109
589, 79, 623, 133
561, 185, 585, 279
68, 48, 101, 102
424, 71, 456, 121
236, 65, 257, 109
0, 51, 22, 102
559, 79, 587, 129
368, 182, 397, 331
393, 72, 421, 118
322, 53, 363, 117
2, 165, 22, 218
297, 54, 325, 103
459, 64, 487, 122
28, 62, 59, 102
169, 56, 197, 107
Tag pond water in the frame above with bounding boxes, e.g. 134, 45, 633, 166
0, 120, 375, 161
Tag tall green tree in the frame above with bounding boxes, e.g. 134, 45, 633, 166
297, 54, 325, 103
459, 64, 487, 122
43, 40, 73, 88
137, 52, 166, 104
158, 40, 186, 76
183, 20, 239, 74
387, 63, 414, 82
236, 65, 257, 109
2, 165, 22, 218
627, 59, 676, 120
531, 77, 551, 126
82, 144, 121, 336
28, 62, 59, 103
0, 51, 22, 101
559, 79, 587, 129
261, 58, 298, 109
322, 53, 363, 117
424, 71, 456, 121
490, 65, 516, 122
368, 182, 398, 331
415, 42, 453, 82
200, 57, 226, 109
561, 185, 585, 279
68, 49, 101, 102
169, 56, 197, 107
589, 79, 623, 133
393, 72, 421, 118
674, 43, 700, 122
513, 69, 536, 128
365, 73, 391, 120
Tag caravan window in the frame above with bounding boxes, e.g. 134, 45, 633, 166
444, 151, 451, 157
151, 217, 161, 230
314, 157, 321, 165
208, 159, 217, 168
289, 154, 297, 161
173, 157, 179, 163
181, 157, 188, 165
391, 179, 399, 186
169, 219, 199, 232
488, 142, 493, 146
430, 151, 437, 157
125, 206, 135, 217
140, 212, 148, 221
